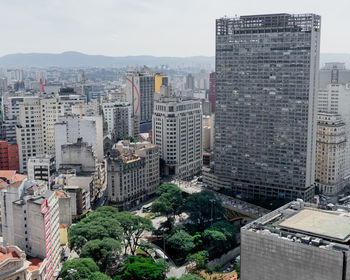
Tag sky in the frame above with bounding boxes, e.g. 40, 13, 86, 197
0, 0, 349, 57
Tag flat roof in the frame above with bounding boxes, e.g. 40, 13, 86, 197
278, 208, 350, 242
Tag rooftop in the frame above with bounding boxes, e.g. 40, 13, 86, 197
28, 258, 43, 271
243, 200, 350, 251
278, 208, 350, 242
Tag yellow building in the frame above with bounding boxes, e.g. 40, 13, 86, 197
59, 224, 68, 245
153, 72, 168, 93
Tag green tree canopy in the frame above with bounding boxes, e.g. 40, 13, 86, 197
183, 190, 225, 230
80, 238, 122, 272
60, 258, 100, 280
116, 211, 154, 254
69, 207, 122, 252
208, 221, 236, 245
88, 272, 111, 280
114, 255, 167, 280
152, 183, 183, 216
186, 250, 209, 269
165, 230, 195, 259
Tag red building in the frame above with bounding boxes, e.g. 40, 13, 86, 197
0, 140, 20, 171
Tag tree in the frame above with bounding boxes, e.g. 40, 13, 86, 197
208, 221, 236, 246
184, 190, 225, 230
186, 250, 209, 269
114, 255, 167, 280
165, 230, 195, 259
152, 183, 183, 216
69, 208, 122, 252
80, 238, 122, 272
88, 272, 111, 280
60, 258, 100, 280
202, 229, 226, 248
116, 211, 154, 255
235, 262, 240, 278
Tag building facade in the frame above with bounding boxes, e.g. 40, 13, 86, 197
315, 113, 346, 195
213, 14, 321, 201
13, 191, 60, 280
153, 94, 202, 178
113, 140, 160, 197
126, 70, 155, 133
102, 102, 133, 139
27, 155, 56, 188
16, 97, 64, 172
54, 115, 103, 169
318, 82, 350, 183
241, 200, 350, 280
0, 140, 19, 171
106, 149, 146, 209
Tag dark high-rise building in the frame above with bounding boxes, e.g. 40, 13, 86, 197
209, 72, 216, 112
213, 14, 321, 201
185, 74, 195, 90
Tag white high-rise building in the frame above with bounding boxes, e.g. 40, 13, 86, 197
152, 90, 202, 178
318, 83, 350, 182
16, 97, 64, 172
13, 190, 61, 280
54, 115, 103, 169
102, 102, 133, 138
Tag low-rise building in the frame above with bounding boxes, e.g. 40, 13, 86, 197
27, 155, 56, 188
106, 149, 145, 209
241, 200, 350, 280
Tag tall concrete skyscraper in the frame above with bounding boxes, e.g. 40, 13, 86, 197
213, 14, 321, 201
126, 68, 155, 134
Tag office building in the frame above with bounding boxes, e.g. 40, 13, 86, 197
13, 190, 60, 280
16, 97, 64, 172
113, 140, 160, 197
241, 200, 350, 280
209, 72, 216, 113
315, 113, 346, 195
153, 72, 169, 94
213, 14, 321, 201
126, 69, 155, 133
153, 89, 202, 178
318, 79, 350, 183
0, 78, 7, 92
0, 140, 19, 171
58, 93, 87, 114
102, 102, 133, 139
319, 63, 350, 89
185, 74, 195, 90
27, 155, 56, 187
106, 149, 144, 209
54, 115, 103, 169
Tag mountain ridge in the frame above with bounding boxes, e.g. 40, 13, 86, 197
0, 51, 349, 68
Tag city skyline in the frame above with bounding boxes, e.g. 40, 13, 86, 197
0, 0, 349, 57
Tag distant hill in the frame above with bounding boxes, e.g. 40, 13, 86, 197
0, 51, 349, 68
0, 51, 215, 68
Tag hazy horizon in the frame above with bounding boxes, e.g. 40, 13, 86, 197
0, 0, 349, 57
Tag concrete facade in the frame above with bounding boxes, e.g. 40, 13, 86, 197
241, 201, 350, 280
152, 92, 202, 179
102, 102, 133, 139
54, 115, 103, 169
214, 14, 320, 201
12, 191, 60, 280
16, 97, 64, 172
315, 113, 346, 195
